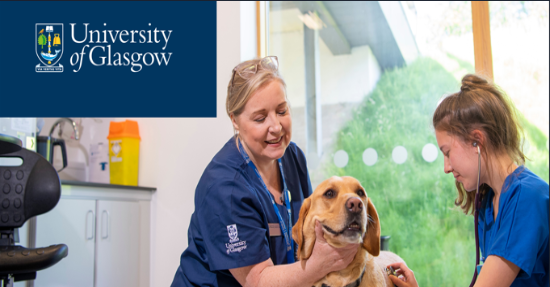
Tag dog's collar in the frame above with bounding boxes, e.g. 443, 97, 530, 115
320, 266, 366, 287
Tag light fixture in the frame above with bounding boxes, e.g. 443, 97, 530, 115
298, 11, 326, 30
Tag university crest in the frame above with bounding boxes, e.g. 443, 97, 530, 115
36, 23, 64, 72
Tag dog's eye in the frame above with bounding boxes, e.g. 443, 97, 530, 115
356, 189, 365, 197
324, 189, 335, 199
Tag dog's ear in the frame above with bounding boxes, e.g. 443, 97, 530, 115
362, 198, 380, 256
292, 197, 314, 260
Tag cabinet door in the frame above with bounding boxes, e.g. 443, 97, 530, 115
95, 200, 139, 287
34, 198, 96, 287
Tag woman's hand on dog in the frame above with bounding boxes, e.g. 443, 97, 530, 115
307, 220, 360, 275
387, 262, 419, 287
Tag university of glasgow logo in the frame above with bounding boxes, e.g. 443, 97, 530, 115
227, 224, 239, 243
36, 23, 63, 72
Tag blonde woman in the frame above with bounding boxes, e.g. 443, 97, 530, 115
171, 56, 359, 287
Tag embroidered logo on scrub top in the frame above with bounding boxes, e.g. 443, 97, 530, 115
227, 224, 239, 243
226, 224, 247, 254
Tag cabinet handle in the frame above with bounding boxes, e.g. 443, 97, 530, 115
86, 210, 95, 240
101, 210, 110, 239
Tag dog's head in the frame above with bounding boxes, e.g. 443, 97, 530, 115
292, 176, 380, 260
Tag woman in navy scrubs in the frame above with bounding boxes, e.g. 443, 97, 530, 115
171, 56, 359, 287
388, 74, 549, 287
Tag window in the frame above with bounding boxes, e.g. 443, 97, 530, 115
267, 1, 548, 286
489, 1, 549, 178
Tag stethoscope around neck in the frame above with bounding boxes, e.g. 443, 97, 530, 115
469, 142, 482, 287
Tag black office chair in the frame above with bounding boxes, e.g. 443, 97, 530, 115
0, 134, 68, 287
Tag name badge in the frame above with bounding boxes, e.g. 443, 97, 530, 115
269, 223, 281, 236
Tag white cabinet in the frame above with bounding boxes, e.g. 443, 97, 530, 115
19, 182, 153, 287
34, 198, 96, 287
95, 200, 139, 287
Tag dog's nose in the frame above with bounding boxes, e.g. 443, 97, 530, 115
346, 197, 363, 213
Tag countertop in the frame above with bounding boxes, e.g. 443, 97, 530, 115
61, 180, 156, 192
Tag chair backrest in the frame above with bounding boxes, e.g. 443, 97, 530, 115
0, 145, 61, 230
0, 135, 67, 285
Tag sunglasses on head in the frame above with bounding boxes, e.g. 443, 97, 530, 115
230, 56, 279, 88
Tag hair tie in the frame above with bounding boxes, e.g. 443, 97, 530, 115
460, 84, 470, 92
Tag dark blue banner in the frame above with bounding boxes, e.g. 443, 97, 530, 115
0, 1, 216, 117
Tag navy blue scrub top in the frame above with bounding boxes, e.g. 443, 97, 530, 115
171, 137, 312, 287
478, 166, 549, 287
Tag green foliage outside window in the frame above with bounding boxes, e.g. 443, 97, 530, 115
325, 57, 549, 287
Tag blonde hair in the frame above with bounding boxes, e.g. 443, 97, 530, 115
433, 74, 526, 215
226, 58, 287, 139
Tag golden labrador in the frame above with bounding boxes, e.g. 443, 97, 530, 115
292, 176, 404, 287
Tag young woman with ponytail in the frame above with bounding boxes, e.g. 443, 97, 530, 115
388, 74, 549, 287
